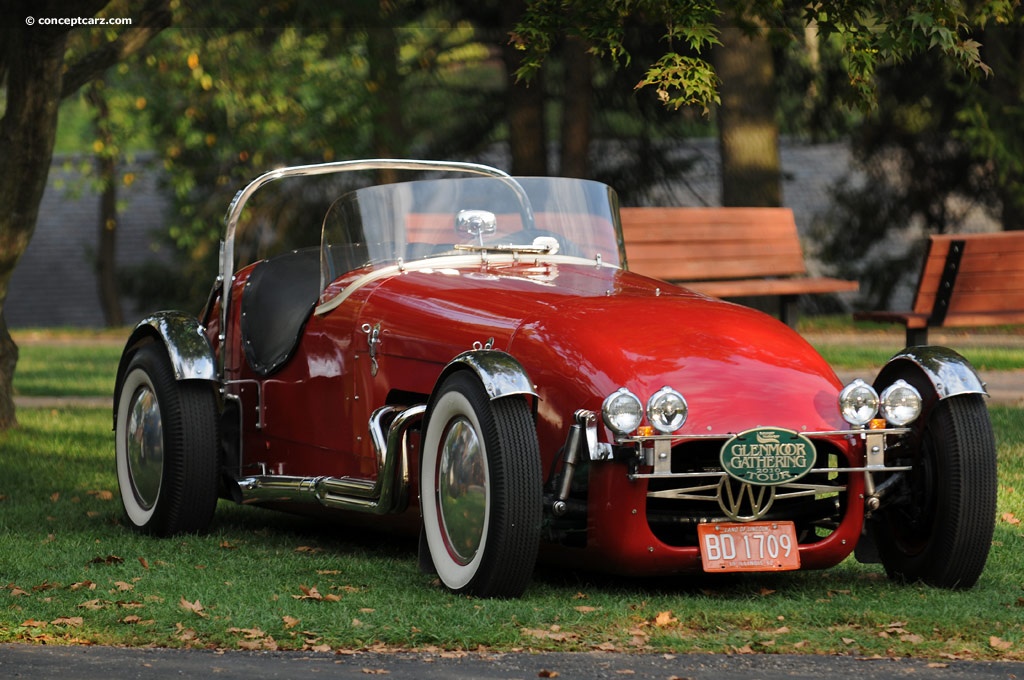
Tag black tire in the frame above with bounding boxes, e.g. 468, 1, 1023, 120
874, 394, 997, 589
420, 371, 542, 598
115, 343, 219, 536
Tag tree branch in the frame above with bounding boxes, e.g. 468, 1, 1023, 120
60, 0, 172, 100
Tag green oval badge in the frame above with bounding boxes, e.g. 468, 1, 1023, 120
720, 427, 817, 486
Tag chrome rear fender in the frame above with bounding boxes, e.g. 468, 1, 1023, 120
113, 311, 218, 428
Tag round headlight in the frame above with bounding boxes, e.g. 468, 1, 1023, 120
839, 379, 880, 426
880, 379, 923, 426
646, 386, 688, 434
602, 388, 644, 435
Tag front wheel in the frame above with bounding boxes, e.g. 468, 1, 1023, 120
420, 371, 542, 598
874, 394, 997, 589
115, 343, 220, 536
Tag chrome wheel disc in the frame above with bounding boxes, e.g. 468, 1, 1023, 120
126, 385, 164, 511
437, 416, 488, 565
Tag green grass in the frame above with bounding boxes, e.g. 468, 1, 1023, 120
13, 343, 122, 398
3, 329, 1023, 657
815, 344, 1024, 372
0, 408, 1022, 658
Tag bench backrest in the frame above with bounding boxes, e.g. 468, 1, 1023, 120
619, 207, 807, 282
913, 231, 1024, 322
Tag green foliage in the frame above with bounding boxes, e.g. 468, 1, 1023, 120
814, 9, 1024, 308
515, 0, 1017, 112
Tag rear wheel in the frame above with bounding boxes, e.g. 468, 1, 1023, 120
115, 343, 219, 536
420, 371, 541, 598
874, 394, 997, 588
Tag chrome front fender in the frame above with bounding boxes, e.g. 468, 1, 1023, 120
434, 349, 537, 402
873, 346, 987, 402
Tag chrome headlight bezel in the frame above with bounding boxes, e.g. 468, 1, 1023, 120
646, 386, 688, 434
879, 379, 923, 426
839, 379, 880, 426
601, 388, 644, 436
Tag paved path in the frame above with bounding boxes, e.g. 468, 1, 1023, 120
4, 643, 1024, 680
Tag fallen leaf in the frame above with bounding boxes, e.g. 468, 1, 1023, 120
138, 557, 150, 570
175, 623, 198, 642
1001, 512, 1021, 526
654, 611, 677, 627
361, 669, 389, 675
51, 617, 83, 627
21, 619, 48, 628
88, 490, 114, 501
574, 606, 598, 613
282, 615, 300, 629
538, 671, 560, 678
78, 599, 106, 610
292, 585, 341, 602
990, 636, 1013, 651
113, 581, 134, 592
88, 555, 124, 565
179, 597, 208, 617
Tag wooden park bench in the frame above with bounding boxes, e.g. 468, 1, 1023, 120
619, 206, 858, 326
854, 231, 1024, 346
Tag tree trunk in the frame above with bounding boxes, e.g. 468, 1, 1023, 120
559, 37, 592, 178
713, 21, 781, 207
90, 82, 125, 327
502, 0, 548, 175
0, 25, 69, 429
367, 22, 406, 185
0, 1, 170, 431
97, 154, 124, 326
986, 23, 1024, 231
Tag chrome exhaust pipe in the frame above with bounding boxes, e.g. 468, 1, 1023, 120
237, 404, 426, 514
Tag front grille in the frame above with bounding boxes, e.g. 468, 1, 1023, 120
645, 438, 850, 548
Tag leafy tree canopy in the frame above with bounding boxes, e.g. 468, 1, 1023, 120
513, 0, 1018, 110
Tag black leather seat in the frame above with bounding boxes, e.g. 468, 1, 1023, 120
239, 248, 321, 377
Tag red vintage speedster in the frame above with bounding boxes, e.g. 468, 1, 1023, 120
114, 160, 997, 598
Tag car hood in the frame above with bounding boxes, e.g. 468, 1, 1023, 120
369, 260, 847, 433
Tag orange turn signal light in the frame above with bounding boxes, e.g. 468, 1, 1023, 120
868, 418, 888, 430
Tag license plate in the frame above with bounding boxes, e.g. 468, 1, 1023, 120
698, 521, 801, 572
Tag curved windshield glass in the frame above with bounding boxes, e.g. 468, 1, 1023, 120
320, 176, 624, 290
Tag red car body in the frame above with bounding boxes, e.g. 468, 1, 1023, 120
114, 160, 997, 597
